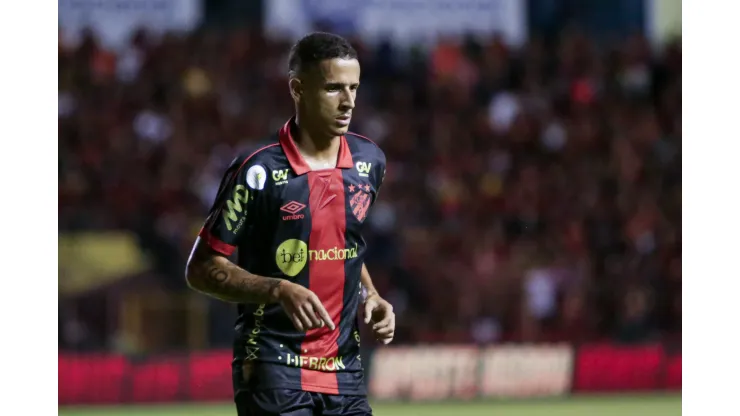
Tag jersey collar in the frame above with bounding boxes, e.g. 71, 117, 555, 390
278, 117, 354, 176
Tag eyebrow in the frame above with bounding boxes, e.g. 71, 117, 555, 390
325, 82, 360, 88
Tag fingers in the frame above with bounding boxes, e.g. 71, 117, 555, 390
296, 308, 315, 331
289, 309, 323, 333
364, 300, 375, 324
372, 314, 392, 330
374, 324, 394, 336
375, 329, 394, 345
303, 303, 325, 329
372, 312, 395, 345
281, 284, 336, 332
310, 296, 336, 331
290, 312, 305, 332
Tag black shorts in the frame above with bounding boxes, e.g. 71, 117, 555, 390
235, 389, 373, 416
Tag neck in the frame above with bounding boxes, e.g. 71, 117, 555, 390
293, 114, 340, 161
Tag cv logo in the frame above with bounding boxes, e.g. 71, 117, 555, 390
356, 161, 372, 177
276, 239, 308, 277
272, 169, 289, 186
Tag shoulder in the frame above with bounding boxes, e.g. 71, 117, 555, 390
224, 140, 283, 191
345, 132, 386, 166
230, 140, 283, 172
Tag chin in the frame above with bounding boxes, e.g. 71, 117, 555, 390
331, 125, 350, 136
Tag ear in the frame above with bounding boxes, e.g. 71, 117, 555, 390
289, 78, 302, 102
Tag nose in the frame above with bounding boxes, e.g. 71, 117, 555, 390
340, 88, 355, 111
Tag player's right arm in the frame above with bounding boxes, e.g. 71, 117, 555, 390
186, 241, 283, 304
185, 155, 334, 331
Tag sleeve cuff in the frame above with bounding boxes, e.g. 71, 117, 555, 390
198, 228, 236, 256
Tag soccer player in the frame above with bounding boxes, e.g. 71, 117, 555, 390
185, 32, 394, 416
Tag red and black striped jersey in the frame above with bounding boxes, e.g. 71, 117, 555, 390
198, 118, 386, 396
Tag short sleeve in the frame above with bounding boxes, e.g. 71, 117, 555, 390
373, 152, 387, 196
198, 157, 267, 256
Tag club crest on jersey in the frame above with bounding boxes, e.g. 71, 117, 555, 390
348, 183, 371, 222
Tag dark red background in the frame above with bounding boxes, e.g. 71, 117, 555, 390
59, 344, 681, 404
572, 344, 681, 392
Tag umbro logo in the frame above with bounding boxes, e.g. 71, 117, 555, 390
281, 201, 306, 221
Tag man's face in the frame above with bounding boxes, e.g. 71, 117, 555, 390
294, 58, 360, 137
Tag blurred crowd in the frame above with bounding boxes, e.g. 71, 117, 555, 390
59, 27, 681, 349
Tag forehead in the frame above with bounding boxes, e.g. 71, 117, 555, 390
313, 58, 360, 83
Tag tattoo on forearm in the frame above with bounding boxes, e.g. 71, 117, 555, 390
190, 252, 282, 304
206, 261, 229, 283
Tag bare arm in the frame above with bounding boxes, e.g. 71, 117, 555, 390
186, 238, 335, 331
185, 237, 284, 304
361, 262, 395, 344
361, 263, 379, 299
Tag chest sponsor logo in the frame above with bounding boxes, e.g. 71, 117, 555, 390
309, 244, 358, 261
276, 239, 308, 277
280, 201, 306, 221
276, 239, 359, 277
272, 169, 289, 186
356, 161, 372, 177
223, 184, 250, 232
348, 183, 372, 222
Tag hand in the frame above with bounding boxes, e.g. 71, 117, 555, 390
277, 281, 335, 332
364, 293, 395, 345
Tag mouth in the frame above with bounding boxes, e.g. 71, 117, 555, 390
336, 114, 351, 126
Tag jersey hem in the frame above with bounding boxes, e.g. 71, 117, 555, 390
244, 381, 367, 396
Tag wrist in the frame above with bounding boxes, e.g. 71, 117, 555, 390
270, 279, 286, 302
365, 290, 379, 300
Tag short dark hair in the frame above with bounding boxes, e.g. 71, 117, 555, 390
288, 32, 358, 78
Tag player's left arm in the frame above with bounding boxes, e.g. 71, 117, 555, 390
362, 263, 395, 345
362, 152, 395, 344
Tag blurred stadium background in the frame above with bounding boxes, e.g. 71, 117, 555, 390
58, 0, 681, 414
